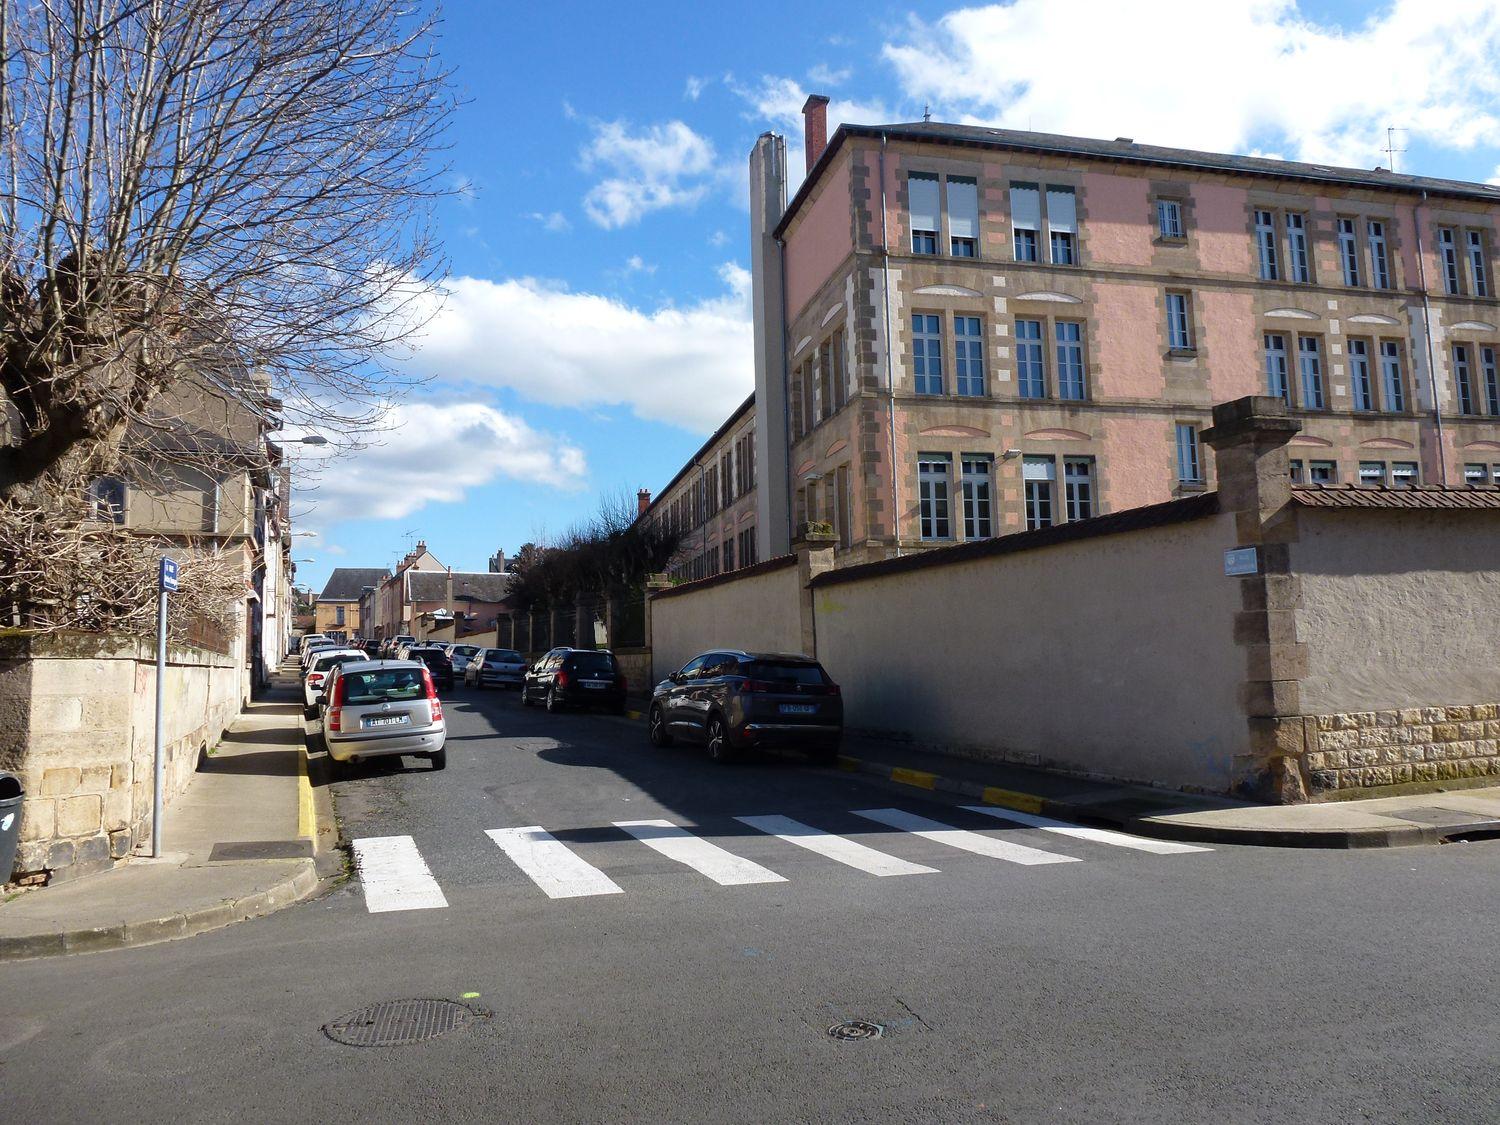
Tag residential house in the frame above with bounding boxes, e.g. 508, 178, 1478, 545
315, 567, 389, 641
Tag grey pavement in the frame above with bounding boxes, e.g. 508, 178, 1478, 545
2, 681, 1498, 1122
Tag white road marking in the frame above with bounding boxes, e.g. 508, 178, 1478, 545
614, 819, 787, 886
486, 826, 624, 898
351, 835, 448, 913
961, 806, 1213, 854
735, 814, 938, 877
852, 808, 1080, 866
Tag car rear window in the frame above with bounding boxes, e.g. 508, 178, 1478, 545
566, 652, 617, 674
339, 667, 427, 704
497, 650, 523, 662
452, 646, 478, 656
313, 652, 365, 671
747, 660, 829, 685
415, 650, 448, 665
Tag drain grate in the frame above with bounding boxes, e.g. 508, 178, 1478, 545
828, 1020, 883, 1041
323, 999, 486, 1047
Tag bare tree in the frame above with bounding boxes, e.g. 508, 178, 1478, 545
0, 0, 454, 502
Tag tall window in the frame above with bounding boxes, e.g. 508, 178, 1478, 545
817, 344, 833, 419
1011, 183, 1040, 262
1255, 210, 1279, 280
909, 173, 939, 255
334, 606, 345, 626
918, 454, 952, 540
1064, 457, 1095, 521
1264, 333, 1290, 401
1022, 456, 1055, 530
949, 177, 978, 257
1483, 346, 1499, 416
1166, 291, 1193, 350
1348, 338, 1374, 411
1337, 218, 1361, 286
1380, 341, 1406, 412
961, 455, 993, 540
912, 314, 944, 394
1468, 231, 1490, 298
723, 536, 734, 572
1298, 336, 1325, 409
1368, 220, 1391, 289
1055, 321, 1086, 399
720, 450, 734, 507
1175, 423, 1202, 484
831, 326, 848, 411
1157, 199, 1183, 239
1454, 343, 1476, 415
954, 316, 985, 396
1286, 213, 1310, 283
1439, 227, 1461, 294
1047, 186, 1077, 265
1016, 318, 1046, 398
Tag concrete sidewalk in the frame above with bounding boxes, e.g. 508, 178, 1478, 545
0, 665, 337, 960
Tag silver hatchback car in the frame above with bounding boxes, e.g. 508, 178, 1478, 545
317, 659, 446, 775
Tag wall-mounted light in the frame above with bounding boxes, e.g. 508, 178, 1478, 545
1002, 449, 1022, 460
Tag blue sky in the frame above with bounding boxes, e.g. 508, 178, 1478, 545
291, 0, 1500, 593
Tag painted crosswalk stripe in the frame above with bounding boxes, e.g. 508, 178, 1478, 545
735, 814, 938, 877
486, 826, 624, 898
852, 808, 1079, 866
961, 806, 1212, 854
351, 835, 448, 913
614, 819, 787, 885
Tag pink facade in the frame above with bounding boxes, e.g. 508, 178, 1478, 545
784, 157, 852, 318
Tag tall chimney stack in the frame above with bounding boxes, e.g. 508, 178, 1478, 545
637, 488, 652, 516
802, 94, 830, 173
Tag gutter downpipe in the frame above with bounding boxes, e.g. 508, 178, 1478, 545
1413, 190, 1449, 486
879, 133, 901, 557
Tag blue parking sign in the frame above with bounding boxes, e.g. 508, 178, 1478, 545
160, 557, 180, 592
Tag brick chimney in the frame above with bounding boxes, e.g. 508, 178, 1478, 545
637, 488, 652, 516
802, 94, 830, 173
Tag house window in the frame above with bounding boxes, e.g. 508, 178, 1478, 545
1297, 336, 1325, 409
89, 476, 126, 524
1368, 220, 1391, 289
1254, 210, 1279, 280
949, 177, 978, 257
1286, 213, 1311, 283
909, 173, 939, 255
1289, 459, 1304, 484
1469, 230, 1490, 298
1380, 341, 1406, 412
720, 450, 734, 507
1358, 461, 1385, 487
1439, 227, 1461, 294
918, 454, 952, 540
1047, 186, 1077, 265
1016, 318, 1047, 398
1157, 199, 1183, 239
1011, 183, 1040, 262
1166, 291, 1193, 351
1391, 462, 1418, 489
1022, 456, 1055, 530
739, 526, 758, 566
1264, 333, 1290, 402
912, 314, 944, 395
834, 464, 852, 547
1337, 218, 1361, 286
723, 536, 735, 571
1348, 338, 1374, 411
1309, 460, 1338, 484
1064, 457, 1095, 521
832, 326, 849, 410
334, 605, 345, 626
1465, 463, 1489, 486
954, 316, 985, 396
1483, 346, 1499, 415
961, 455, 993, 540
817, 343, 834, 419
1455, 343, 1476, 415
1055, 321, 1086, 399
1175, 423, 1202, 484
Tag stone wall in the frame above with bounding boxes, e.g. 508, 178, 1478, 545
0, 632, 243, 884
1299, 705, 1500, 797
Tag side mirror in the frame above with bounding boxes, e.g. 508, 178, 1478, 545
667, 671, 681, 684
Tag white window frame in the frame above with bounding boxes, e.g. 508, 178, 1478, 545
1367, 220, 1391, 289
1286, 212, 1311, 283
1175, 423, 1202, 484
1156, 198, 1183, 239
1348, 338, 1374, 411
1265, 333, 1290, 402
918, 454, 953, 540
1064, 457, 1095, 521
1439, 227, 1461, 294
1166, 291, 1193, 351
961, 455, 993, 540
1297, 335, 1325, 410
1022, 455, 1055, 530
1379, 340, 1406, 413
1337, 218, 1361, 287
1254, 210, 1279, 281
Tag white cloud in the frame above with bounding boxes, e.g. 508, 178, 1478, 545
708, 229, 730, 247
806, 63, 851, 87
623, 254, 656, 275
685, 75, 709, 101
730, 75, 893, 184
300, 401, 587, 525
529, 210, 571, 233
580, 119, 721, 228
884, 0, 1500, 167
401, 264, 753, 433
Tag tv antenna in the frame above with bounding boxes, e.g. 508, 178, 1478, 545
1383, 126, 1406, 173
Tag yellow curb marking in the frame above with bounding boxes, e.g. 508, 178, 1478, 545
890, 767, 937, 790
981, 787, 1045, 814
836, 755, 858, 772
298, 749, 316, 840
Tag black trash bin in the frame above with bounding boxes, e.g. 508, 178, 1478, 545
0, 771, 22, 885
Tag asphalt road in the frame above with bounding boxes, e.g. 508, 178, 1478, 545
5, 683, 1500, 1124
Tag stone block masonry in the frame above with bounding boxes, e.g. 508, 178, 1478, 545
1302, 705, 1500, 795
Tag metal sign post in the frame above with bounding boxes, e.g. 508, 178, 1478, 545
151, 558, 180, 858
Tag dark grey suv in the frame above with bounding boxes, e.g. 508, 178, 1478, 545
648, 650, 843, 763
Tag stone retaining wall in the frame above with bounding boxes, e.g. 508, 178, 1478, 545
1302, 704, 1500, 796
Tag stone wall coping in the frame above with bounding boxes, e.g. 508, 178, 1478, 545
0, 630, 235, 668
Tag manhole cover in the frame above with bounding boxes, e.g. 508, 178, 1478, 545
828, 1020, 883, 1041
323, 999, 485, 1047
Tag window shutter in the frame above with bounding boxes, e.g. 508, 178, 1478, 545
1022, 456, 1055, 482
1045, 186, 1076, 234
948, 178, 978, 239
908, 174, 939, 232
1010, 183, 1040, 230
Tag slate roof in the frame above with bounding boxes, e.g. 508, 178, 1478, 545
1291, 484, 1500, 510
406, 570, 512, 602
318, 568, 389, 602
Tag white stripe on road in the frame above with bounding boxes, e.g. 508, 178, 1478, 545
614, 819, 787, 886
735, 815, 938, 877
852, 808, 1079, 866
351, 835, 448, 913
486, 826, 624, 899
960, 806, 1213, 854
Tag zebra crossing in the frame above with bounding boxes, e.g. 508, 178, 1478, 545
350, 806, 1211, 914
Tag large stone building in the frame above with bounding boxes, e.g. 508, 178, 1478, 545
645, 99, 1500, 574
314, 567, 388, 641
360, 541, 513, 641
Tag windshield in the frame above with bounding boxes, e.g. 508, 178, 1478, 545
747, 660, 829, 686
339, 667, 427, 704
312, 652, 365, 672
567, 652, 617, 674
452, 646, 478, 657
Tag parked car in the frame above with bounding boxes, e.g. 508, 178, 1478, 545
298, 633, 329, 656
407, 644, 454, 690
303, 648, 370, 716
315, 659, 446, 774
362, 639, 382, 656
648, 650, 842, 764
465, 647, 527, 690
448, 644, 480, 676
522, 648, 626, 714
301, 640, 343, 672
381, 634, 415, 659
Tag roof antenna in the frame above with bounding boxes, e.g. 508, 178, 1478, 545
1384, 126, 1406, 173
922, 103, 931, 123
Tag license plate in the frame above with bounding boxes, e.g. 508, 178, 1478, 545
779, 704, 816, 715
363, 714, 409, 729
583, 682, 608, 690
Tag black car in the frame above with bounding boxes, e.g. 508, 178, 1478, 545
522, 648, 627, 714
649, 650, 842, 764
407, 644, 454, 691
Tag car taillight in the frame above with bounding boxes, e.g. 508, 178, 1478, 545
327, 675, 346, 732
308, 672, 325, 686
556, 670, 570, 688
422, 667, 443, 721
826, 682, 840, 696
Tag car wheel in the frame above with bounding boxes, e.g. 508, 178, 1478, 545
648, 704, 673, 746
706, 715, 735, 763
428, 749, 447, 771
545, 687, 562, 714
303, 703, 318, 721
521, 685, 534, 707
